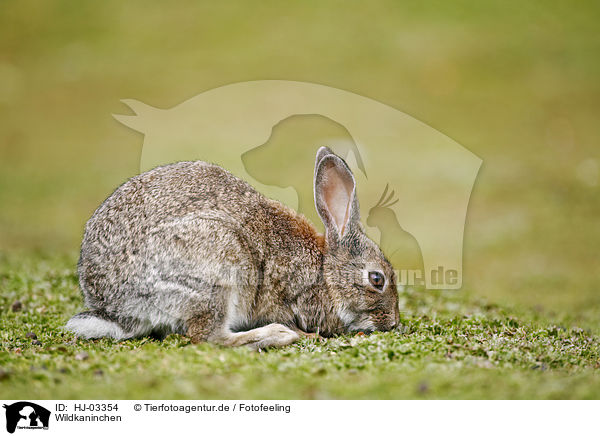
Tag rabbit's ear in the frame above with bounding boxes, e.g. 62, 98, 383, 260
314, 151, 360, 245
314, 146, 334, 185
315, 146, 334, 168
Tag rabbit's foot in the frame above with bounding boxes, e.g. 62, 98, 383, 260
220, 323, 300, 350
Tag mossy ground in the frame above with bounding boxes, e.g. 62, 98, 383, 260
2, 254, 598, 399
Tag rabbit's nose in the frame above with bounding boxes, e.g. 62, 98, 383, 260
392, 310, 400, 329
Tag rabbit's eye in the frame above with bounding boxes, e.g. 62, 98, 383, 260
368, 271, 385, 290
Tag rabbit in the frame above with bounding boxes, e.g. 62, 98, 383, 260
65, 146, 400, 349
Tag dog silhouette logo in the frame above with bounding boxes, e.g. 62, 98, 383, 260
114, 80, 482, 289
3, 402, 50, 433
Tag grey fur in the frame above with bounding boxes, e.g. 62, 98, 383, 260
66, 147, 399, 349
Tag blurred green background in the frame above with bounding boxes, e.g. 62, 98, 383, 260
1, 0, 599, 328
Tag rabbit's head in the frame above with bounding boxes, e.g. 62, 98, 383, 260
314, 147, 400, 333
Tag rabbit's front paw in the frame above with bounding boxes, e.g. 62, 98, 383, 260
221, 323, 300, 350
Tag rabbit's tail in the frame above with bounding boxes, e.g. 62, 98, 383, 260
65, 310, 130, 340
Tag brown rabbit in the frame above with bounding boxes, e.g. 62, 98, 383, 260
66, 147, 399, 349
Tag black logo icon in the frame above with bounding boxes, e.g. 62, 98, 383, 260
3, 402, 50, 434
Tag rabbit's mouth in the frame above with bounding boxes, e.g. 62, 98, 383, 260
336, 302, 401, 334
338, 305, 398, 334
369, 309, 400, 332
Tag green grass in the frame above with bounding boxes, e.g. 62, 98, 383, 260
2, 254, 599, 399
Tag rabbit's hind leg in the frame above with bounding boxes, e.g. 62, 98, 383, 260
185, 310, 300, 349
218, 324, 300, 350
65, 309, 137, 340
183, 286, 300, 349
